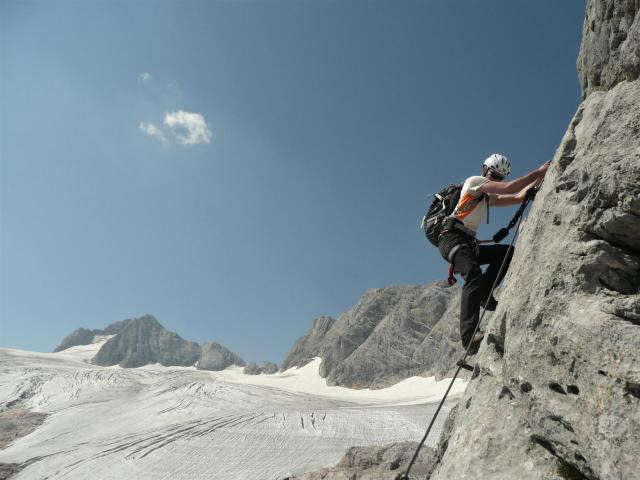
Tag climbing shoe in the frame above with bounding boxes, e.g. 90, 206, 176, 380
480, 295, 498, 311
466, 331, 485, 356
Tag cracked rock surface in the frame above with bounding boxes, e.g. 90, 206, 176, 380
577, 0, 640, 98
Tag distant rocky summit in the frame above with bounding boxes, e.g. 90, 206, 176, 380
53, 319, 131, 352
281, 282, 468, 389
92, 315, 202, 368
197, 341, 245, 371
243, 361, 279, 375
55, 315, 246, 371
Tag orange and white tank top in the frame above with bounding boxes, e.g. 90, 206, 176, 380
451, 176, 497, 234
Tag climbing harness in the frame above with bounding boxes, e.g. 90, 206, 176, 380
445, 185, 540, 286
396, 185, 540, 480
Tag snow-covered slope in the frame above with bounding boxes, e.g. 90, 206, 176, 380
0, 346, 465, 480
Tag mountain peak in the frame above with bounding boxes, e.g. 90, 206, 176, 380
92, 315, 201, 368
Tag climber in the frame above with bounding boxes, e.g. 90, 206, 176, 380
438, 154, 550, 354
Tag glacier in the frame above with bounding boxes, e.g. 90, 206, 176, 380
0, 342, 465, 480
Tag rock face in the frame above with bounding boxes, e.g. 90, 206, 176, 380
427, 3, 640, 479
0, 406, 47, 450
92, 315, 201, 368
53, 328, 95, 352
0, 406, 48, 478
577, 0, 640, 98
281, 316, 336, 371
197, 341, 245, 371
282, 282, 468, 389
53, 319, 131, 352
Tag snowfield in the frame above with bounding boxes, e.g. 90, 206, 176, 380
0, 343, 466, 480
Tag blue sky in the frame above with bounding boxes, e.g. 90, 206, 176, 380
1, 1, 586, 363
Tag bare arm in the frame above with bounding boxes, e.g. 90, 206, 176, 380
492, 179, 539, 206
478, 160, 550, 195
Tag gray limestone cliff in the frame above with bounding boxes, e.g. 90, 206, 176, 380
92, 315, 202, 368
281, 316, 336, 371
53, 319, 131, 352
577, 0, 640, 98
282, 282, 468, 389
427, 2, 640, 479
197, 341, 245, 371
296, 2, 639, 479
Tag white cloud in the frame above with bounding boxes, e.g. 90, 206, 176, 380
139, 122, 169, 146
163, 110, 212, 145
138, 72, 151, 83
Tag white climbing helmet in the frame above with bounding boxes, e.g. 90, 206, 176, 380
483, 153, 511, 178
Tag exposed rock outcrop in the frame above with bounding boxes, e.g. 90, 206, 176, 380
282, 282, 468, 389
0, 406, 48, 479
53, 328, 94, 352
286, 442, 436, 480
577, 0, 640, 98
0, 407, 47, 450
53, 319, 131, 352
281, 316, 336, 371
197, 341, 245, 371
243, 361, 279, 375
92, 315, 201, 368
427, 3, 640, 479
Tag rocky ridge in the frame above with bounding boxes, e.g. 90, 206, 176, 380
55, 315, 245, 371
282, 282, 470, 389
281, 316, 336, 371
53, 319, 131, 352
92, 315, 202, 368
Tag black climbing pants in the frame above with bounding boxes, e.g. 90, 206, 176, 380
439, 232, 513, 347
